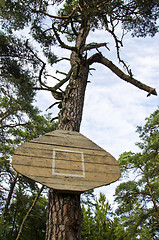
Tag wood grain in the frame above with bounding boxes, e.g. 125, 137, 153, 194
12, 130, 121, 192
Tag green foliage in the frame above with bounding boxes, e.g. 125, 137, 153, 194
0, 87, 57, 239
1, 0, 159, 46
0, 0, 158, 108
0, 0, 48, 32
122, 0, 159, 37
1, 186, 47, 240
81, 189, 96, 207
81, 192, 127, 239
115, 108, 159, 239
0, 28, 57, 238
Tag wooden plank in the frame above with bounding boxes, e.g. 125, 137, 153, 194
15, 141, 107, 155
31, 131, 104, 151
26, 176, 107, 192
13, 163, 120, 181
21, 174, 119, 192
13, 155, 120, 174
14, 143, 118, 166
12, 130, 121, 192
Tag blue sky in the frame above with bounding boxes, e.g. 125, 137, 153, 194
35, 16, 159, 206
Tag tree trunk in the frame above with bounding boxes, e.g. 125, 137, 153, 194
45, 32, 89, 238
45, 190, 82, 240
45, 19, 90, 239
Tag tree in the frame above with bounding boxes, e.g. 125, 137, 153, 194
81, 192, 127, 239
0, 0, 158, 239
0, 76, 57, 216
0, 31, 57, 238
1, 186, 48, 240
115, 108, 159, 239
0, 95, 57, 239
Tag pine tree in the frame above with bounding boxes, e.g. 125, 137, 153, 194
0, 0, 158, 238
115, 108, 159, 239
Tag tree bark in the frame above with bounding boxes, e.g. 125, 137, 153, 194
45, 67, 88, 239
45, 64, 89, 239
45, 190, 82, 240
45, 22, 90, 239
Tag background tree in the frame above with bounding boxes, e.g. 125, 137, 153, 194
0, 80, 57, 239
0, 30, 57, 239
0, 185, 47, 240
81, 192, 127, 239
115, 108, 159, 239
0, 0, 158, 239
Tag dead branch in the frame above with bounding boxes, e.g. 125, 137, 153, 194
53, 68, 72, 91
84, 42, 110, 51
88, 53, 157, 96
51, 116, 58, 122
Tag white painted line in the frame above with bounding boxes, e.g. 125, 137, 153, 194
52, 149, 85, 178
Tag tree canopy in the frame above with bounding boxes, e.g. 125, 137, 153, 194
0, 0, 158, 106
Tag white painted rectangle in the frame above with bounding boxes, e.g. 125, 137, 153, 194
52, 149, 85, 178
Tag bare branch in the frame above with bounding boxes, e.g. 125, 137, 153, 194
34, 69, 72, 96
46, 102, 60, 111
53, 68, 72, 91
102, 16, 131, 74
32, 7, 79, 20
32, 87, 52, 91
0, 123, 29, 129
26, 40, 53, 90
52, 25, 77, 52
55, 57, 70, 63
51, 116, 58, 122
56, 70, 68, 76
84, 42, 110, 51
88, 53, 157, 96
38, 62, 48, 88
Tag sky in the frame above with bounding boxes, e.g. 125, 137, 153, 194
35, 14, 159, 207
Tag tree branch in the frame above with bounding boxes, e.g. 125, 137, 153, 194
71, 18, 78, 36
32, 6, 79, 20
0, 123, 29, 129
2, 173, 18, 217
46, 102, 60, 111
88, 53, 157, 96
52, 68, 72, 91
15, 185, 44, 240
52, 24, 77, 52
84, 42, 110, 51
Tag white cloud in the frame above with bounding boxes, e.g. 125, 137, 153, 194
34, 27, 159, 206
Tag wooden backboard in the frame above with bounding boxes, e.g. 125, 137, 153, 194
12, 130, 121, 193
